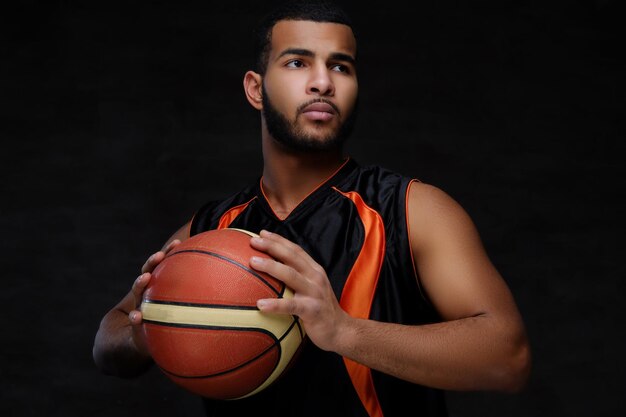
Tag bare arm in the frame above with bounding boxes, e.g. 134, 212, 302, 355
335, 182, 530, 391
251, 183, 530, 392
92, 223, 190, 377
409, 182, 530, 390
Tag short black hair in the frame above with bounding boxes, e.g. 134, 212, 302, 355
252, 0, 355, 75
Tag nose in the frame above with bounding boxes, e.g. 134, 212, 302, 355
307, 63, 335, 96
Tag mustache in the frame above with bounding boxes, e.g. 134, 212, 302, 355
296, 98, 340, 116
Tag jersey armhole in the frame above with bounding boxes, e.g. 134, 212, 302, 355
188, 200, 219, 237
405, 178, 434, 306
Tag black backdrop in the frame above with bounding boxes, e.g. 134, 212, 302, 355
2, 1, 624, 416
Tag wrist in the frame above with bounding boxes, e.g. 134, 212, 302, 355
331, 310, 360, 357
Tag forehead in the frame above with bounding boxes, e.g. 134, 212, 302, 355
269, 20, 356, 59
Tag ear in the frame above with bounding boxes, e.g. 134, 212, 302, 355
243, 71, 263, 110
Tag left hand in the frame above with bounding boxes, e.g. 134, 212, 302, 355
249, 229, 350, 352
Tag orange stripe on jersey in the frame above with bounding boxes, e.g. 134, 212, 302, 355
333, 187, 386, 417
185, 219, 193, 239
217, 197, 257, 229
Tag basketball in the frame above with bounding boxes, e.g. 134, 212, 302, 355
140, 228, 306, 400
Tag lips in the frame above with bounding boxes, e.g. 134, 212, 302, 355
301, 101, 336, 115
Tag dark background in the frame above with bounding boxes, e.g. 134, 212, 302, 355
1, 0, 624, 416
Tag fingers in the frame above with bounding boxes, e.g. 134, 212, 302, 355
164, 239, 181, 254
257, 297, 301, 315
250, 230, 322, 276
249, 231, 348, 352
249, 230, 327, 295
250, 229, 330, 311
125, 239, 183, 348
129, 308, 149, 356
131, 272, 151, 310
129, 273, 150, 354
250, 255, 311, 294
141, 239, 181, 274
133, 239, 182, 322
129, 309, 143, 325
141, 252, 164, 274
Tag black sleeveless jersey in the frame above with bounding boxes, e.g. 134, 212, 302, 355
189, 158, 448, 417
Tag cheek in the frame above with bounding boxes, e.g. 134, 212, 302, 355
265, 74, 302, 113
337, 79, 358, 114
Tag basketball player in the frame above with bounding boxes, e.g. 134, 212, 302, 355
93, 1, 531, 415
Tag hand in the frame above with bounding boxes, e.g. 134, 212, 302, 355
249, 230, 350, 352
128, 239, 181, 355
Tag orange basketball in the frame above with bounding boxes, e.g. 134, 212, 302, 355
140, 228, 305, 400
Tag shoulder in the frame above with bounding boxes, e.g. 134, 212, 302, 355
407, 181, 481, 253
407, 181, 465, 215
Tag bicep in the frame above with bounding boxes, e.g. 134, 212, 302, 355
408, 183, 521, 322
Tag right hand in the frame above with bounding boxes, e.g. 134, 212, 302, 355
128, 239, 181, 355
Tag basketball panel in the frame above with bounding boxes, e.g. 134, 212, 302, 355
146, 252, 281, 306
171, 229, 284, 294
143, 323, 277, 377
166, 344, 280, 400
240, 315, 305, 398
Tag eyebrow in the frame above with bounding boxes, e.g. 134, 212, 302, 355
277, 48, 356, 65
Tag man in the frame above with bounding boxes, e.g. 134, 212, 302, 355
93, 1, 531, 416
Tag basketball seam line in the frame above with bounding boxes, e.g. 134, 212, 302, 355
143, 299, 259, 310
167, 249, 282, 296
149, 318, 300, 380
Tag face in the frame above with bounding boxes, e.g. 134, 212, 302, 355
260, 20, 358, 152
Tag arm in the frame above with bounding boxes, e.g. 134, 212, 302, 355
401, 182, 531, 391
92, 223, 190, 378
251, 183, 530, 392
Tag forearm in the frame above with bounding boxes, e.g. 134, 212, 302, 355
92, 308, 153, 378
335, 313, 530, 392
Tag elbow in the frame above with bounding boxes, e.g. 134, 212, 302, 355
92, 327, 108, 373
92, 342, 152, 379
92, 324, 134, 378
92, 329, 154, 378
496, 335, 532, 393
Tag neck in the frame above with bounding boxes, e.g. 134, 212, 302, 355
261, 134, 347, 220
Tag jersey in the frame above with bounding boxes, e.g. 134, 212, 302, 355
189, 158, 448, 417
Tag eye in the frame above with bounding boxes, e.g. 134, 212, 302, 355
330, 64, 350, 73
286, 59, 305, 68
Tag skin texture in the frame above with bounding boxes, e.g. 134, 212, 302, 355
93, 19, 530, 392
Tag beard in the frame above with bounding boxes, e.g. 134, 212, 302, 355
261, 83, 358, 153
